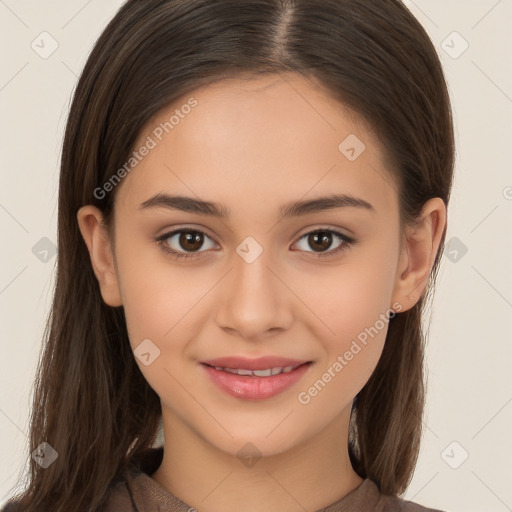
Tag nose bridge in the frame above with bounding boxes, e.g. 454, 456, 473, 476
215, 238, 292, 338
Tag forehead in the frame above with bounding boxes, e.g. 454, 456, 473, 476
115, 73, 398, 218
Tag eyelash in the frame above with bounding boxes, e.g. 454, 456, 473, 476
154, 227, 356, 261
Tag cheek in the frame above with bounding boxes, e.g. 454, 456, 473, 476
295, 244, 398, 343
295, 267, 394, 412
116, 260, 206, 401
114, 249, 202, 367
295, 243, 398, 395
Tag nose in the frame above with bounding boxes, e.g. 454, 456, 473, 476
215, 247, 294, 341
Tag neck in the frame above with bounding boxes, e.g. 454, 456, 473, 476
152, 406, 363, 512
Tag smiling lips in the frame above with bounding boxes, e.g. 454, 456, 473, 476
201, 356, 312, 400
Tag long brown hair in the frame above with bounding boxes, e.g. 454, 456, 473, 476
2, 1, 454, 510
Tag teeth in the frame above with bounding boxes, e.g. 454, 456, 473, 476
253, 369, 272, 377
213, 365, 301, 376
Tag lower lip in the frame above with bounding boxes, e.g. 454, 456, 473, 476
201, 363, 312, 400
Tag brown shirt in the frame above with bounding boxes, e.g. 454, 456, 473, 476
100, 448, 444, 512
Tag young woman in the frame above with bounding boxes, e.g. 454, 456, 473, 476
2, 1, 454, 511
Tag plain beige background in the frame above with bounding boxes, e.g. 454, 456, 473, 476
0, 1, 511, 510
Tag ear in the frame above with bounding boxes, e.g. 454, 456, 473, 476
77, 205, 123, 307
391, 198, 447, 312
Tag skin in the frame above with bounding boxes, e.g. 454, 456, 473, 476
77, 72, 446, 512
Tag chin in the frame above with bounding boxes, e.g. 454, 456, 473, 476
200, 425, 307, 461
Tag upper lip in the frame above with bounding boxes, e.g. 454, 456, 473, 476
201, 356, 311, 371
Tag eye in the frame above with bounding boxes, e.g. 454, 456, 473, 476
154, 229, 217, 260
292, 228, 355, 258
154, 227, 356, 261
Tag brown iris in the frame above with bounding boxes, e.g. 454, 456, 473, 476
307, 231, 333, 252
179, 231, 204, 252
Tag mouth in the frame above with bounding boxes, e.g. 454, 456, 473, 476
203, 363, 304, 377
200, 358, 313, 400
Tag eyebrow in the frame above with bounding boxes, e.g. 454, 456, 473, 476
139, 192, 375, 218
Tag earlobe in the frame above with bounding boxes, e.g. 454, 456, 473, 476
77, 205, 123, 307
391, 198, 447, 312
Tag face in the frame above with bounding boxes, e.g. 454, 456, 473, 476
82, 73, 419, 458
